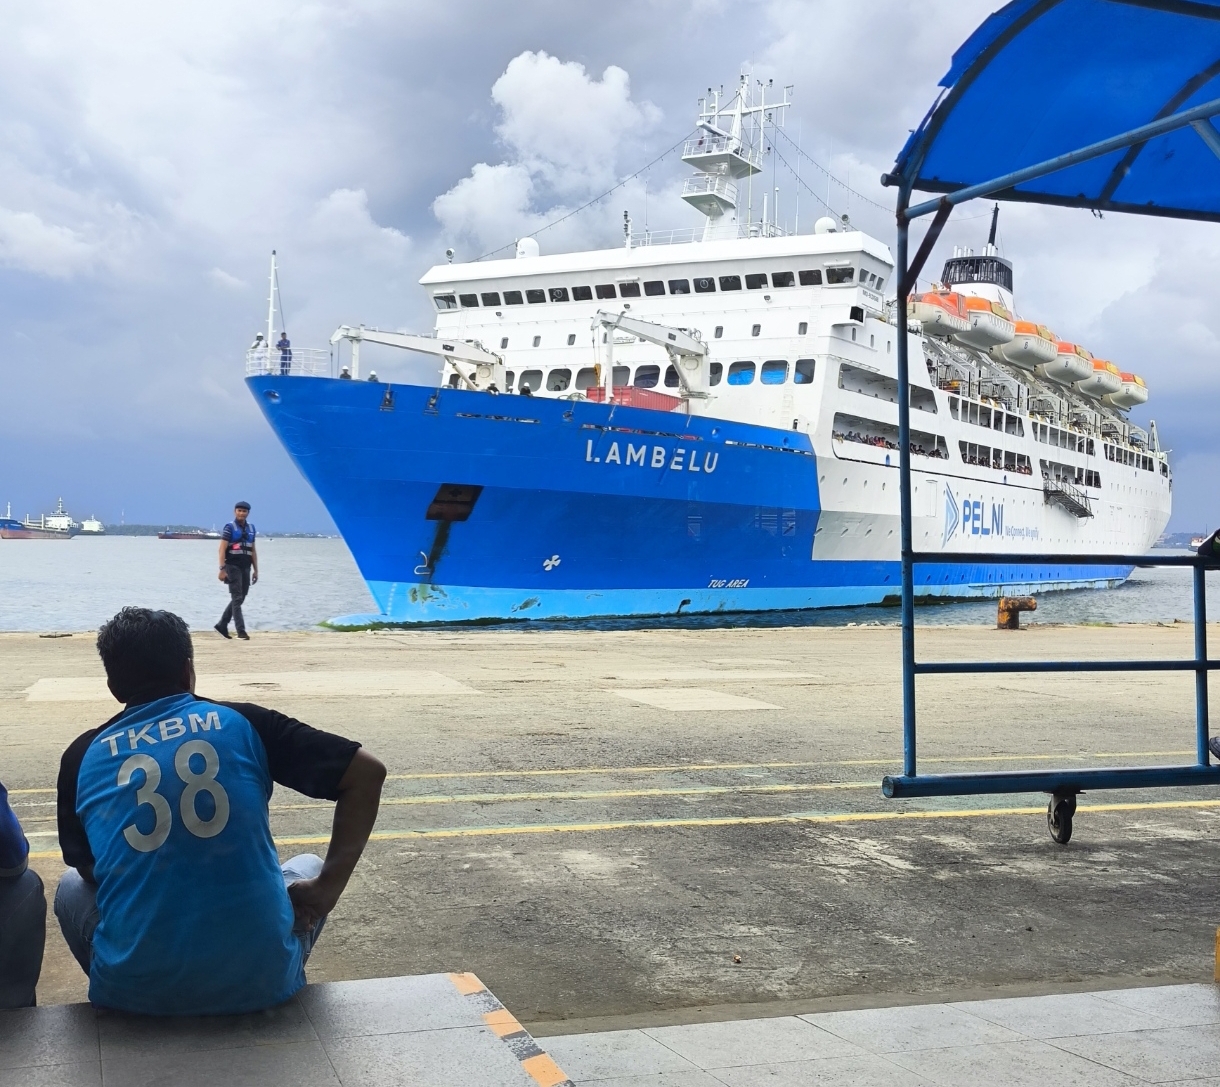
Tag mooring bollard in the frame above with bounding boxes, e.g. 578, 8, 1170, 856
997, 596, 1036, 630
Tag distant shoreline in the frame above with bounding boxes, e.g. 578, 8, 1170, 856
100, 525, 336, 538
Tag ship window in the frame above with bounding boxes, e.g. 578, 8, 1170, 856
549, 287, 570, 302
644, 280, 666, 296
634, 364, 660, 388
719, 275, 742, 291
714, 326, 723, 338
794, 359, 815, 384
693, 276, 716, 293
709, 362, 723, 386
547, 368, 571, 391
500, 337, 508, 349
826, 267, 855, 284
668, 279, 690, 294
572, 285, 592, 301
745, 273, 768, 289
595, 284, 617, 299
949, 397, 959, 420
799, 269, 822, 285
798, 322, 808, 335
505, 370, 515, 390
771, 271, 795, 288
567, 334, 576, 345
728, 361, 756, 385
664, 364, 680, 387
751, 324, 761, 337
519, 369, 542, 391
434, 293, 457, 310
481, 292, 501, 306
1087, 438, 1094, 455
612, 365, 629, 385
526, 289, 546, 303
459, 294, 479, 307
532, 335, 541, 347
575, 367, 597, 390
761, 360, 788, 384
618, 281, 641, 297
504, 290, 523, 305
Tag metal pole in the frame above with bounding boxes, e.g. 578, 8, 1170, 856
1196, 563, 1210, 765
895, 188, 916, 777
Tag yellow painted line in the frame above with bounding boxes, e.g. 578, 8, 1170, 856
26, 795, 1220, 860
269, 782, 876, 811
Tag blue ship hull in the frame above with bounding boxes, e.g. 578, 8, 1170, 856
249, 376, 1132, 624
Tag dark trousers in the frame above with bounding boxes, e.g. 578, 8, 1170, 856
0, 867, 46, 1008
219, 563, 252, 635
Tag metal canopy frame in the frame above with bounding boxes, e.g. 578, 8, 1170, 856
882, 68, 1220, 842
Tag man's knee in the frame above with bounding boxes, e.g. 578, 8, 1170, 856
281, 853, 324, 884
0, 869, 45, 1009
1, 867, 46, 929
54, 868, 98, 930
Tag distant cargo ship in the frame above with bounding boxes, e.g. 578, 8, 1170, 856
157, 528, 222, 540
80, 516, 105, 535
0, 499, 78, 540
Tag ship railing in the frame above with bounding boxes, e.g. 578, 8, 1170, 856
681, 174, 738, 202
682, 136, 760, 167
629, 227, 703, 247
245, 347, 331, 378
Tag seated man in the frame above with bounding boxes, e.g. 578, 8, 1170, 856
55, 607, 386, 1015
0, 778, 45, 1008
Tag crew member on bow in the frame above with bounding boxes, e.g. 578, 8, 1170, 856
215, 501, 258, 641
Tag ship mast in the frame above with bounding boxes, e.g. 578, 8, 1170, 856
266, 250, 278, 345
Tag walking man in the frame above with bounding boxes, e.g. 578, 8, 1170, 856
216, 501, 257, 641
277, 332, 292, 376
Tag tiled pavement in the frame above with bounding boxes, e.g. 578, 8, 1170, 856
0, 972, 572, 1087
539, 984, 1220, 1086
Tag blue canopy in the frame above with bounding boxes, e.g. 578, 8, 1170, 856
890, 0, 1220, 222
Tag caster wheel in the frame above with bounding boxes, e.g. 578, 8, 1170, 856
1047, 791, 1076, 845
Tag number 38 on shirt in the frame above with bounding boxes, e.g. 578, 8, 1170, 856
118, 740, 231, 852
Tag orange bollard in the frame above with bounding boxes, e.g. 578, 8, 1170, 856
997, 596, 1037, 629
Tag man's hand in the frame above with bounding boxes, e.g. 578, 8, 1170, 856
293, 749, 385, 928
252, 569, 259, 584
288, 875, 341, 931
218, 568, 228, 582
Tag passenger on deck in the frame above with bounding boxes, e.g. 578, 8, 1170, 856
276, 333, 292, 376
0, 778, 45, 1008
54, 607, 386, 1016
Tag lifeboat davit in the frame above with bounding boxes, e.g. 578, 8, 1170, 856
907, 291, 969, 338
990, 320, 1058, 369
1103, 372, 1149, 410
1074, 358, 1123, 398
1037, 341, 1093, 384
952, 296, 1015, 349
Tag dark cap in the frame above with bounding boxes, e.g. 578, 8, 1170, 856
234, 501, 251, 511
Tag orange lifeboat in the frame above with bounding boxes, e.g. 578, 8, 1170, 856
1075, 358, 1122, 398
1037, 341, 1093, 385
1103, 372, 1149, 410
952, 296, 1015, 349
990, 320, 1057, 369
907, 291, 969, 337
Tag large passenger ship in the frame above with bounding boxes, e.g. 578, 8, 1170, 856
249, 80, 1170, 624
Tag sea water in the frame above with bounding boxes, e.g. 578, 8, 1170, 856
0, 536, 1208, 633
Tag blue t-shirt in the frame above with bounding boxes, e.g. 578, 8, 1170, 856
0, 780, 28, 876
60, 693, 358, 1015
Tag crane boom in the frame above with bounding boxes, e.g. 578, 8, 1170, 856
329, 325, 503, 390
592, 310, 711, 405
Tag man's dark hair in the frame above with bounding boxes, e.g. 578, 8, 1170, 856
96, 608, 193, 702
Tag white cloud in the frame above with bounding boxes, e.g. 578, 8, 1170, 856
306, 188, 412, 266
0, 206, 97, 277
433, 51, 664, 255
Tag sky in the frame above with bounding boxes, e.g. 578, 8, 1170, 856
0, 0, 1216, 533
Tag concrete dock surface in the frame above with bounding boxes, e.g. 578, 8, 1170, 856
3, 622, 1219, 1026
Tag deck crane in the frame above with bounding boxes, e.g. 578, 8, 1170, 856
329, 325, 505, 391
592, 310, 711, 405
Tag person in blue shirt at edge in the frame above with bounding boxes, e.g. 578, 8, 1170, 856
216, 500, 257, 641
277, 332, 292, 376
0, 778, 45, 1008
54, 606, 386, 1016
